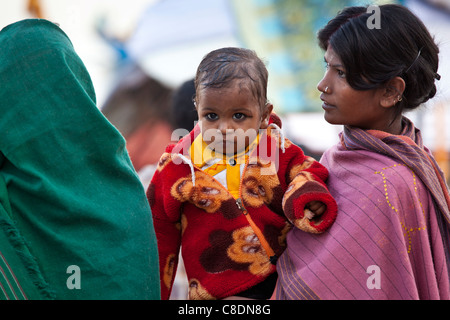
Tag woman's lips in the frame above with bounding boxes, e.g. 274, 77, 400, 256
322, 101, 336, 110
320, 95, 336, 110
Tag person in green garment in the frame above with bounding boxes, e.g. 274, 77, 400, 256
0, 19, 160, 299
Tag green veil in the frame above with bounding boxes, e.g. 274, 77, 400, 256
0, 19, 160, 299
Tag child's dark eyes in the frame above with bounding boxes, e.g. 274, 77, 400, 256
205, 113, 218, 121
204, 113, 247, 121
233, 113, 246, 120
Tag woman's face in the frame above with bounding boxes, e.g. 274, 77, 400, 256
317, 46, 396, 132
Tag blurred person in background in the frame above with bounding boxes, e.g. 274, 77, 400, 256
101, 65, 174, 189
170, 78, 198, 135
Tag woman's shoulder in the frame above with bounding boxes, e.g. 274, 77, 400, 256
322, 145, 422, 196
322, 144, 410, 174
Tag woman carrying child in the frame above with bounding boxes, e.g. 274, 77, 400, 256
274, 4, 450, 300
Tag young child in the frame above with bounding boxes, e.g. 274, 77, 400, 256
147, 47, 337, 300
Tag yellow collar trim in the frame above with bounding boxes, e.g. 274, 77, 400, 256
189, 133, 260, 167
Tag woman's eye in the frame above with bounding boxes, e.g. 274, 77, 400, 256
337, 69, 346, 78
205, 113, 218, 121
233, 113, 246, 120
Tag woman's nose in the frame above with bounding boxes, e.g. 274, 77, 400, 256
317, 69, 332, 94
317, 77, 328, 94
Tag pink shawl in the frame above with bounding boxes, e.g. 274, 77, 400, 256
275, 118, 450, 299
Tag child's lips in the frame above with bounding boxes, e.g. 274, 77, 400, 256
222, 140, 235, 149
210, 140, 235, 153
212, 139, 234, 144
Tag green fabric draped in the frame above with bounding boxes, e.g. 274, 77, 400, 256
0, 19, 160, 299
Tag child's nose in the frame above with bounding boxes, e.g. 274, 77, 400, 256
218, 121, 234, 135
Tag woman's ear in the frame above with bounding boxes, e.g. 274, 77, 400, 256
260, 103, 274, 129
380, 76, 406, 108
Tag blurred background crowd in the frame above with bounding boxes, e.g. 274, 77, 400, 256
1, 0, 449, 299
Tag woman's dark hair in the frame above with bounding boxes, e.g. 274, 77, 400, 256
318, 4, 440, 113
194, 47, 269, 109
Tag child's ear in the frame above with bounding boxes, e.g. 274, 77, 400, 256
380, 77, 406, 108
193, 97, 198, 109
260, 103, 274, 129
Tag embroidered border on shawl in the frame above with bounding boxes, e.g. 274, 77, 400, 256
375, 164, 427, 254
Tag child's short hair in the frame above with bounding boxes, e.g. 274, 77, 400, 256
318, 4, 440, 113
194, 47, 269, 109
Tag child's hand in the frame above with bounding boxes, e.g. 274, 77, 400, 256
304, 201, 326, 220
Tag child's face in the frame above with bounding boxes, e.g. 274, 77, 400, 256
317, 46, 393, 131
196, 81, 272, 155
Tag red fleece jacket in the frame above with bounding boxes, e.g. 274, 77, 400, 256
147, 116, 337, 299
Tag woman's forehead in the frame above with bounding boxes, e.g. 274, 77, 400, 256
324, 47, 343, 65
